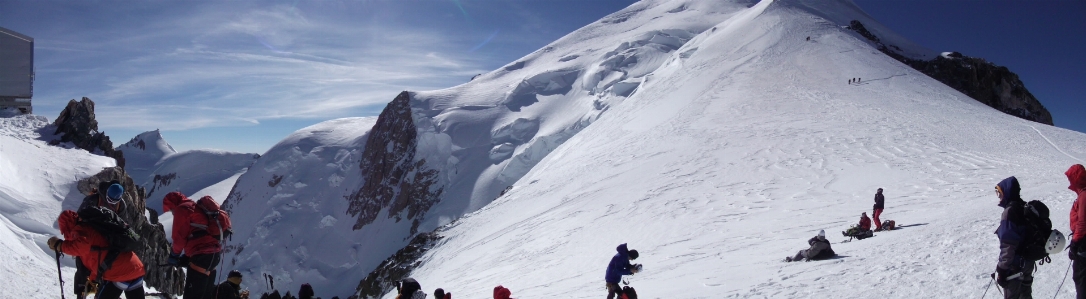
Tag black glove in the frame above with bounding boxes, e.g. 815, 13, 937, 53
167, 253, 183, 266
995, 269, 1009, 288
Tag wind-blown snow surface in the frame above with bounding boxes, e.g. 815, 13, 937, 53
0, 115, 116, 298
224, 117, 380, 293
224, 0, 1085, 298
406, 0, 1086, 298
117, 130, 258, 212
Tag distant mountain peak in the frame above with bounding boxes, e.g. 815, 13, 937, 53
119, 129, 176, 154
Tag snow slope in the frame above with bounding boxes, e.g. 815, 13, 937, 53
118, 130, 258, 212
116, 129, 177, 186
223, 117, 380, 293
223, 1, 763, 296
403, 0, 1086, 298
0, 115, 116, 299
221, 0, 1083, 298
142, 149, 258, 211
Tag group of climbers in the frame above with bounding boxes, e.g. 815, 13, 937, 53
996, 164, 1086, 299
44, 164, 1086, 299
47, 186, 231, 299
384, 275, 526, 299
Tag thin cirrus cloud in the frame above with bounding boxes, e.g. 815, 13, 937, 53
39, 3, 492, 133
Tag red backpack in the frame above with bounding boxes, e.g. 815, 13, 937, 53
190, 196, 232, 239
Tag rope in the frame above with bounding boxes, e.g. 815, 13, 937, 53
1053, 260, 1073, 299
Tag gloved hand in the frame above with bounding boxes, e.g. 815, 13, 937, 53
631, 264, 641, 274
47, 236, 62, 252
995, 269, 1009, 288
167, 253, 183, 266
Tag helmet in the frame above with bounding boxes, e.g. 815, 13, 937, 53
105, 184, 124, 204
1046, 229, 1067, 254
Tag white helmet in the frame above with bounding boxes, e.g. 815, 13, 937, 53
1046, 229, 1067, 254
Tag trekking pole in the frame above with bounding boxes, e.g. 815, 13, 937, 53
1053, 261, 1073, 299
55, 248, 66, 299
981, 273, 993, 299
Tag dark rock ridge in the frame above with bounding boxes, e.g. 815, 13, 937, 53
847, 20, 1053, 125
77, 167, 185, 295
51, 97, 127, 167
345, 91, 443, 234
145, 172, 178, 199
350, 231, 442, 299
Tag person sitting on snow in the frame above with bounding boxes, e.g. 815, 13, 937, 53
785, 230, 836, 262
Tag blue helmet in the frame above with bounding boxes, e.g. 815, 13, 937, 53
106, 184, 124, 204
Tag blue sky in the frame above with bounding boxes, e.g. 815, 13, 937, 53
1, 0, 1082, 154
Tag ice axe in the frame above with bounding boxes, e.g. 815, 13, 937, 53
55, 248, 66, 299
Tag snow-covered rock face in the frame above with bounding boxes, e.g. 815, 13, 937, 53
345, 92, 444, 234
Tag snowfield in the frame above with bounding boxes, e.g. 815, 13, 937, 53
0, 115, 115, 298
2, 0, 1085, 298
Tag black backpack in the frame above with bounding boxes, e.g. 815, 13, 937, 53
621, 286, 638, 299
1017, 200, 1054, 262
76, 206, 141, 276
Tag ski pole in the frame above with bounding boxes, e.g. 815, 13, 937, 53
981, 273, 993, 299
1054, 261, 1073, 299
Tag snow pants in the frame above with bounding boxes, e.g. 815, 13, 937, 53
791, 250, 809, 262
74, 257, 89, 298
1074, 255, 1086, 299
873, 209, 884, 230
95, 277, 145, 299
606, 283, 622, 299
184, 253, 222, 299
1003, 261, 1034, 299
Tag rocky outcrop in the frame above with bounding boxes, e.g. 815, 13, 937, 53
51, 97, 127, 167
351, 231, 442, 299
847, 20, 1053, 125
78, 167, 185, 295
145, 172, 177, 199
345, 91, 443, 234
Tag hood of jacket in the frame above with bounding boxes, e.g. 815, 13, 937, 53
615, 243, 630, 259
58, 210, 79, 239
1067, 164, 1086, 192
997, 176, 1022, 207
162, 191, 189, 213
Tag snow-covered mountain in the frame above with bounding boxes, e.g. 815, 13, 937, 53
117, 130, 259, 211
219, 0, 1085, 298
116, 129, 177, 185
0, 115, 116, 298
